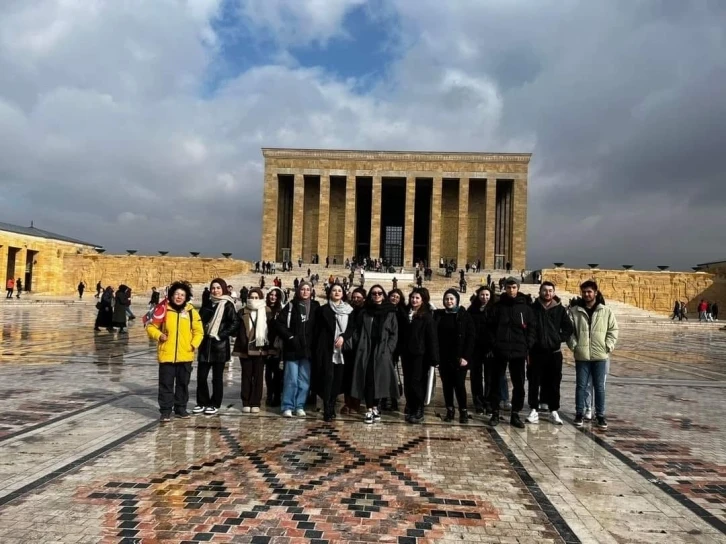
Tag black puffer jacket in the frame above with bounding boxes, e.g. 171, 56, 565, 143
488, 293, 536, 359
434, 308, 476, 365
468, 298, 495, 356
198, 300, 240, 364
402, 310, 440, 366
276, 299, 320, 361
530, 297, 574, 353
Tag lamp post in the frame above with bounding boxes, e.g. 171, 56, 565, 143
126, 250, 137, 256
190, 252, 200, 258
553, 262, 564, 268
222, 252, 232, 259
622, 264, 633, 270
587, 263, 599, 269
657, 265, 670, 271
158, 251, 169, 256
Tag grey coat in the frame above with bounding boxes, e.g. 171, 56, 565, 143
350, 309, 399, 401
112, 290, 129, 326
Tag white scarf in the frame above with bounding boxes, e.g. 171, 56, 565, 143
329, 300, 353, 365
246, 299, 268, 347
208, 295, 235, 339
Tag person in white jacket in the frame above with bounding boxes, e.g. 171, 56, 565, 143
567, 280, 618, 430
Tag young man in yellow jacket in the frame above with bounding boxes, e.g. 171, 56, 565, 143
146, 281, 204, 422
567, 280, 618, 430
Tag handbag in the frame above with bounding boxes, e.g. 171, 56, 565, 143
425, 366, 437, 405
95, 302, 101, 310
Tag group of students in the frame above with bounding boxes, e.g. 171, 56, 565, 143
146, 276, 619, 429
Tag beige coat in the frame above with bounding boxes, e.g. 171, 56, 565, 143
567, 303, 619, 361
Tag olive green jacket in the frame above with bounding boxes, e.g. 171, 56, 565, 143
567, 303, 619, 361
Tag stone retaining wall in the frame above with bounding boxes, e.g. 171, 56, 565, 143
541, 268, 726, 314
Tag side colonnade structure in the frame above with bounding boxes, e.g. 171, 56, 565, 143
260, 148, 531, 270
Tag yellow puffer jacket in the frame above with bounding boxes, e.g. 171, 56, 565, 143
567, 303, 619, 361
146, 303, 204, 363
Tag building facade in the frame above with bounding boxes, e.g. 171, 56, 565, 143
261, 148, 530, 269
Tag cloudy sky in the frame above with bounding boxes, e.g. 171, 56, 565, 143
1, 0, 724, 270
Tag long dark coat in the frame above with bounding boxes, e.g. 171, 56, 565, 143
95, 290, 114, 328
198, 300, 240, 364
350, 309, 399, 401
112, 289, 129, 327
312, 304, 354, 398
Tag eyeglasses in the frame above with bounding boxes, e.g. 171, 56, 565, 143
371, 291, 384, 296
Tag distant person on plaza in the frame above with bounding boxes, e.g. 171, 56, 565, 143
526, 282, 573, 426
568, 280, 619, 430
487, 276, 536, 429
95, 281, 102, 298
679, 301, 688, 321
713, 302, 720, 321
314, 283, 354, 422
124, 287, 135, 320
239, 285, 249, 304
233, 287, 271, 414
349, 285, 399, 424
94, 286, 114, 332
193, 278, 239, 416
671, 300, 680, 321
201, 286, 210, 306
146, 281, 204, 423
15, 278, 22, 298
698, 299, 708, 322
111, 284, 130, 333
149, 287, 160, 307
77, 281, 86, 299
228, 284, 238, 302
263, 287, 286, 407
707, 302, 714, 322
277, 281, 319, 418
435, 289, 475, 424
260, 275, 266, 289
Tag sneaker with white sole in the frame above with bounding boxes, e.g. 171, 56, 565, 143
364, 410, 374, 424
549, 411, 563, 425
241, 406, 251, 413
596, 415, 608, 430
251, 407, 260, 413
584, 408, 592, 421
282, 409, 293, 418
372, 408, 381, 422
204, 406, 218, 415
526, 408, 539, 423
192, 405, 205, 414
295, 408, 306, 417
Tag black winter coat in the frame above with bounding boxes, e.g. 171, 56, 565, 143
468, 300, 495, 357
530, 298, 574, 353
350, 306, 399, 401
488, 293, 537, 359
434, 308, 475, 366
276, 299, 321, 361
312, 304, 355, 396
198, 300, 240, 364
402, 310, 439, 367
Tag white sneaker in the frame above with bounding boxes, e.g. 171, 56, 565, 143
204, 406, 218, 416
241, 406, 251, 413
526, 408, 539, 423
295, 408, 306, 417
251, 407, 260, 414
584, 408, 592, 421
282, 409, 293, 418
550, 411, 563, 425
191, 406, 205, 414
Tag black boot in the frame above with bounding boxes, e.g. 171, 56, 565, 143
443, 407, 455, 422
510, 413, 525, 429
459, 409, 469, 424
328, 401, 337, 420
410, 407, 424, 424
390, 398, 399, 412
404, 405, 411, 423
489, 411, 499, 427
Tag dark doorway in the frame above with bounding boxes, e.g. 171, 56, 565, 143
276, 175, 294, 262
6, 247, 19, 281
355, 177, 372, 259
25, 250, 37, 292
381, 178, 405, 266
413, 179, 432, 266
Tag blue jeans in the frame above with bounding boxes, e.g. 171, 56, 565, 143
281, 359, 311, 411
576, 360, 608, 417
583, 359, 610, 410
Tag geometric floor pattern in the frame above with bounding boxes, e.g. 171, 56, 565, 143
1, 302, 726, 543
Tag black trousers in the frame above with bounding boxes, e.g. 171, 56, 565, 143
265, 356, 283, 403
364, 354, 377, 408
241, 356, 265, 407
483, 355, 496, 409
158, 363, 192, 414
528, 351, 563, 411
196, 361, 225, 408
402, 354, 427, 413
439, 364, 468, 410
469, 355, 485, 410
322, 364, 345, 413
490, 357, 526, 414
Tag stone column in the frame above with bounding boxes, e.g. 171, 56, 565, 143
429, 176, 442, 266
370, 175, 382, 259
260, 168, 278, 262
318, 173, 330, 260
511, 177, 528, 271
291, 173, 305, 261
15, 248, 27, 291
484, 178, 496, 269
457, 177, 469, 268
403, 176, 416, 267
343, 176, 356, 260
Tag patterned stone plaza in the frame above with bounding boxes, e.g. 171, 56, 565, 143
0, 303, 725, 543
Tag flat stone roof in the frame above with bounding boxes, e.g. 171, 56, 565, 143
262, 147, 532, 163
